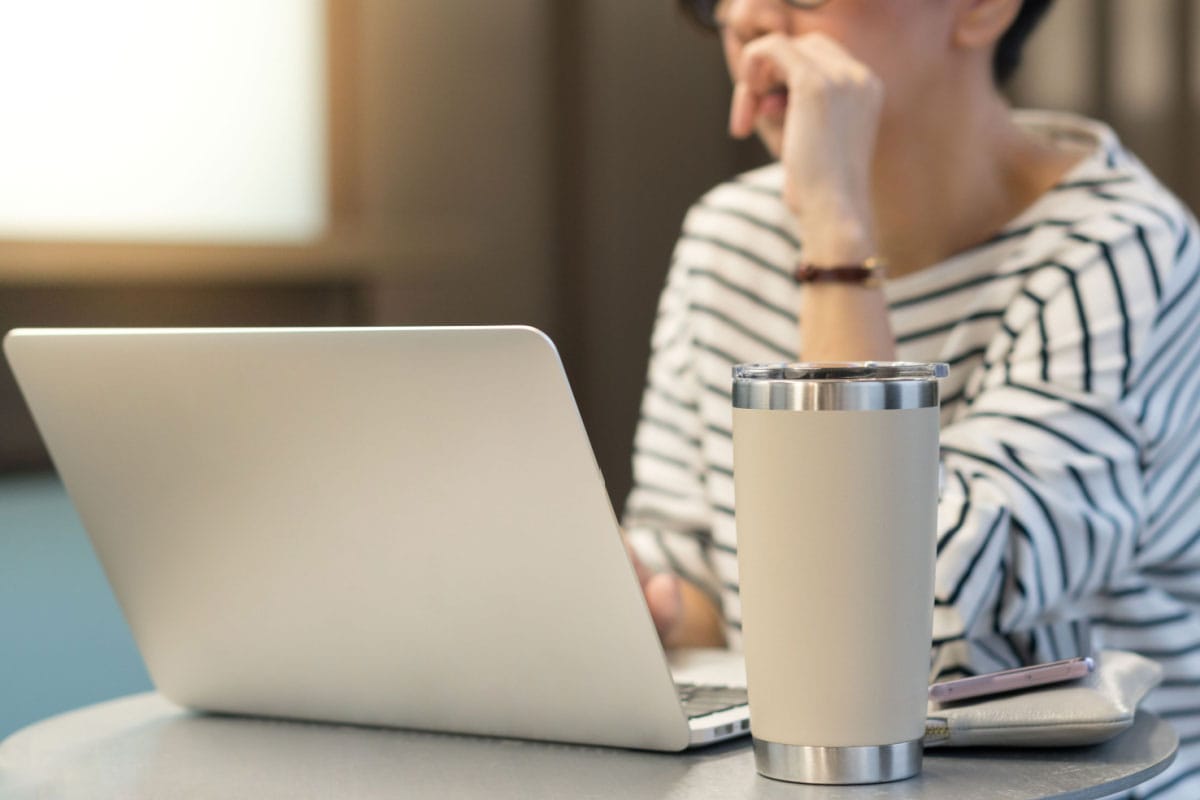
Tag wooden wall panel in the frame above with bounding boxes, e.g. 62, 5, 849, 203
0, 282, 364, 469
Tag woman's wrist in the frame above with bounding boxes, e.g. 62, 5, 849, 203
796, 212, 877, 267
799, 282, 897, 362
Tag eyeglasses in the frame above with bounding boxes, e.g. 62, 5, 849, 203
682, 0, 832, 31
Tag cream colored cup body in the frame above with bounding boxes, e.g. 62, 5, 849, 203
733, 406, 939, 747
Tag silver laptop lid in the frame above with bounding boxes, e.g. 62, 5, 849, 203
4, 326, 692, 750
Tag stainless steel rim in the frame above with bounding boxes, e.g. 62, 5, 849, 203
732, 362, 947, 411
732, 378, 940, 410
752, 738, 923, 785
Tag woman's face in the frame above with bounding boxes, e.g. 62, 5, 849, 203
716, 0, 958, 157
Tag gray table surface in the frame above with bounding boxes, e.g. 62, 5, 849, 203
0, 693, 1177, 800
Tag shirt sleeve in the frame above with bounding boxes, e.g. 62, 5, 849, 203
931, 220, 1193, 645
622, 252, 723, 606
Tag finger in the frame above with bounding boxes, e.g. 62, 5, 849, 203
743, 32, 874, 99
729, 80, 758, 138
644, 572, 683, 641
792, 33, 884, 127
729, 36, 798, 137
735, 33, 807, 93
797, 32, 875, 86
796, 32, 856, 67
729, 35, 835, 138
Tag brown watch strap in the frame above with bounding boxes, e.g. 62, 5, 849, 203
793, 257, 885, 286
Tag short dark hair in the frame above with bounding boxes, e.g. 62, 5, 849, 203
676, 0, 1057, 87
993, 0, 1056, 85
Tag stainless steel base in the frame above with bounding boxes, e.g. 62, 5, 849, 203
752, 737, 923, 785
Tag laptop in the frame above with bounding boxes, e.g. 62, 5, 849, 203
4, 325, 749, 751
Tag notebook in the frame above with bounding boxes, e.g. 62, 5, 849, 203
4, 325, 749, 751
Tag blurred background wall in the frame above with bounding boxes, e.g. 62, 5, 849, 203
4, 0, 1198, 508
0, 0, 760, 499
5, 0, 1200, 509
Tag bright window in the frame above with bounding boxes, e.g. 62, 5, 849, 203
0, 0, 326, 243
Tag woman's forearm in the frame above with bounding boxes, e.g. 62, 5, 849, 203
800, 282, 897, 362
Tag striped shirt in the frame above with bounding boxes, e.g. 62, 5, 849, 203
624, 110, 1200, 799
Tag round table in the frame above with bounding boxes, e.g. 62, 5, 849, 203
0, 693, 1178, 799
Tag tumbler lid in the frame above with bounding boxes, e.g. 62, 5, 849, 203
732, 362, 948, 411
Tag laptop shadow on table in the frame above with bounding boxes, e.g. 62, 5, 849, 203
123, 709, 749, 798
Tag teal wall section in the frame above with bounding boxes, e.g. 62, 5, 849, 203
0, 473, 152, 739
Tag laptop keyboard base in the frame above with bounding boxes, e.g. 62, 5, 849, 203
676, 683, 748, 720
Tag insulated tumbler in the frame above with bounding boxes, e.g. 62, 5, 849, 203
732, 362, 947, 784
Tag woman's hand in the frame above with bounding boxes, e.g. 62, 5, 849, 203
624, 539, 726, 648
729, 32, 883, 266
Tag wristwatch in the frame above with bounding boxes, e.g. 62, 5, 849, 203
793, 256, 886, 288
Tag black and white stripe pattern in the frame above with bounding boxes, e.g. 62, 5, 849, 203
623, 111, 1200, 798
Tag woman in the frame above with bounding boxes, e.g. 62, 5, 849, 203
624, 1, 1200, 796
